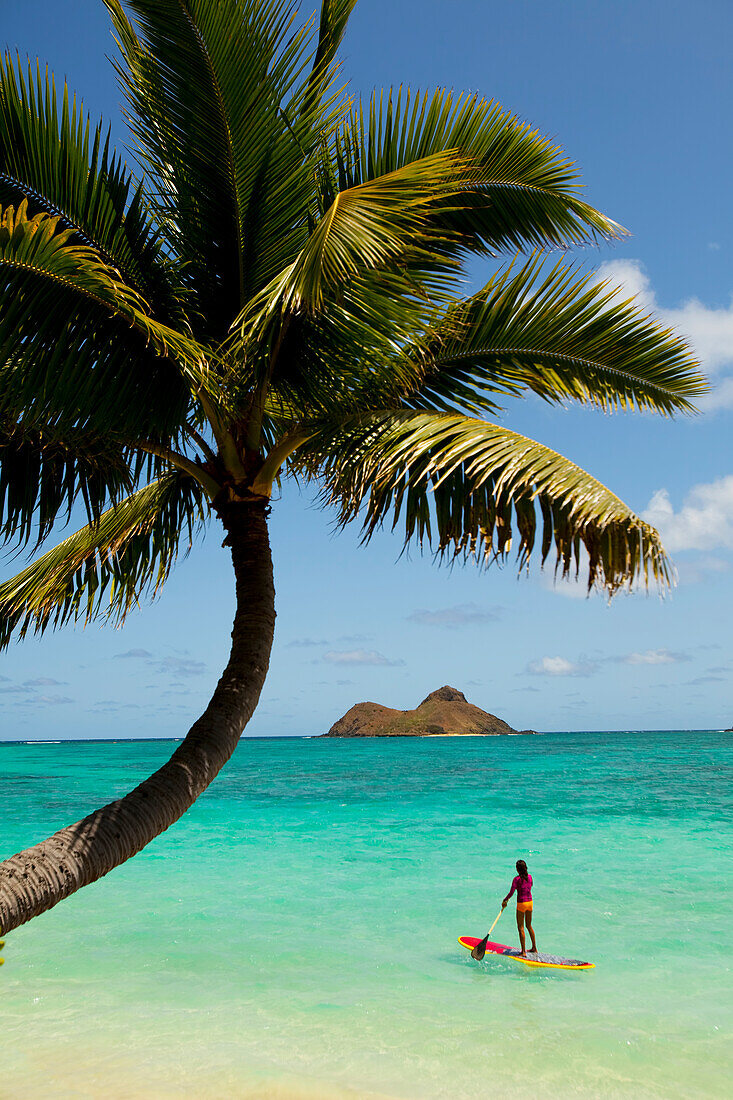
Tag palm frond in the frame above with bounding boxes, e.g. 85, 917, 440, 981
304, 0, 358, 108
105, 0, 341, 332
0, 200, 211, 435
404, 256, 708, 416
0, 54, 180, 319
228, 268, 441, 424
0, 423, 142, 549
0, 472, 209, 646
335, 88, 626, 254
303, 411, 673, 593
225, 150, 470, 416
253, 151, 464, 316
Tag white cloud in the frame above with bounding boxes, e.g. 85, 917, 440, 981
539, 559, 607, 600
596, 260, 654, 309
700, 376, 733, 411
92, 699, 141, 712
675, 555, 731, 584
407, 602, 502, 627
664, 300, 733, 374
527, 656, 597, 677
323, 649, 404, 667
540, 575, 591, 600
595, 260, 733, 411
618, 649, 690, 666
154, 656, 206, 678
113, 648, 206, 677
643, 476, 733, 551
0, 677, 69, 694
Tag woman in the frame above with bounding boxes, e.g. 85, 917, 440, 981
502, 859, 537, 957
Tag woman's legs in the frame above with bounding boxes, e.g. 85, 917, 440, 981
525, 909, 538, 953
516, 908, 527, 956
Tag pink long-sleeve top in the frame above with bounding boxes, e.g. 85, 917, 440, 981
506, 874, 532, 903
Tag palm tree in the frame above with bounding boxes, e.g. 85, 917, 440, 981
0, 0, 705, 938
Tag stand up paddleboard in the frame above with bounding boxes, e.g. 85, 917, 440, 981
459, 936, 594, 970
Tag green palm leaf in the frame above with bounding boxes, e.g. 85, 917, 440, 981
105, 0, 340, 332
237, 150, 464, 325
0, 423, 140, 549
335, 88, 626, 254
229, 271, 436, 423
306, 0, 359, 107
305, 411, 673, 593
0, 54, 178, 317
0, 472, 208, 645
404, 256, 708, 416
0, 200, 212, 434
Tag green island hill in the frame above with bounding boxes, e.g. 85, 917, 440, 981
324, 685, 537, 737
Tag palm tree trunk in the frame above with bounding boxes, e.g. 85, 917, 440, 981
0, 498, 275, 936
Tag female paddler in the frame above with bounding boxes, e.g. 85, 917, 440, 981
502, 859, 537, 957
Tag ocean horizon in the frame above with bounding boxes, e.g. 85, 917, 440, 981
2, 729, 730, 1098
1, 726, 726, 744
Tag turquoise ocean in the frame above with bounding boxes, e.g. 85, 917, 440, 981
0, 730, 730, 1099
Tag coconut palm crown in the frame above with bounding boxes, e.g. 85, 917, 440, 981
0, 0, 707, 937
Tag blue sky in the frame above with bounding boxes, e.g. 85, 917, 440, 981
1, 0, 731, 738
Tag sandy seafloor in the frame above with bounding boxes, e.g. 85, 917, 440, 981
0, 729, 730, 1099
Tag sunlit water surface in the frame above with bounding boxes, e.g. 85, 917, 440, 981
1, 730, 730, 1099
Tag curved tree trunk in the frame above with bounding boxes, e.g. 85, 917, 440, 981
0, 499, 275, 936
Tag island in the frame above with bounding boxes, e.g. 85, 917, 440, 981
323, 685, 537, 737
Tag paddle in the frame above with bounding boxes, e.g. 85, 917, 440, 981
471, 907, 504, 960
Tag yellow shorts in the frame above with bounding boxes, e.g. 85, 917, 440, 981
516, 901, 533, 913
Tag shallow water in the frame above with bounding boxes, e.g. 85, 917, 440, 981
1, 731, 730, 1098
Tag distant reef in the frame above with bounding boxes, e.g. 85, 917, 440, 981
324, 685, 537, 737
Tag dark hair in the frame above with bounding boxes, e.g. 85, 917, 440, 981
516, 859, 529, 881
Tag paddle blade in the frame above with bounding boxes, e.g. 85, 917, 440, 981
471, 935, 489, 960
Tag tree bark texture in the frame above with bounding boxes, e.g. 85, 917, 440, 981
0, 499, 276, 936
